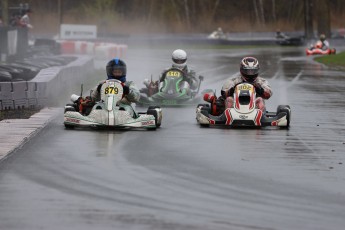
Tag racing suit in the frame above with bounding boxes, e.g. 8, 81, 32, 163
159, 65, 199, 91
83, 80, 140, 117
91, 80, 140, 104
310, 40, 330, 50
321, 40, 330, 49
204, 75, 272, 115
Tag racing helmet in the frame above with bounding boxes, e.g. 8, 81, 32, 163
319, 34, 326, 42
240, 57, 260, 82
106, 58, 127, 82
172, 49, 187, 69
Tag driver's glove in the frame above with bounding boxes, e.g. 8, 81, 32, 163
123, 85, 130, 95
254, 85, 264, 96
227, 88, 235, 97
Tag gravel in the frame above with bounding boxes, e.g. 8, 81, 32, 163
0, 109, 41, 121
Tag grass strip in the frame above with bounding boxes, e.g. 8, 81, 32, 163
314, 51, 345, 67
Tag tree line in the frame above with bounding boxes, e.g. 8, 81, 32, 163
4, 0, 344, 34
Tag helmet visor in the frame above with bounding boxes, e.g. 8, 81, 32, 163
111, 65, 126, 76
242, 68, 259, 76
173, 58, 186, 64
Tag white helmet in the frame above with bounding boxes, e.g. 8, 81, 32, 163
172, 49, 187, 69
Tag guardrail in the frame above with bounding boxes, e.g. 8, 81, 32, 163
0, 55, 93, 110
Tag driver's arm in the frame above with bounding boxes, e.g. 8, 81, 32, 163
90, 80, 106, 101
124, 81, 140, 103
323, 40, 330, 49
254, 78, 272, 99
221, 77, 241, 98
187, 70, 198, 90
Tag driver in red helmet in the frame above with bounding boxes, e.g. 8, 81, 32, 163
204, 57, 272, 115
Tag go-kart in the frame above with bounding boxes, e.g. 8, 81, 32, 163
276, 36, 305, 46
138, 67, 204, 106
63, 79, 162, 130
196, 83, 290, 128
305, 41, 336, 55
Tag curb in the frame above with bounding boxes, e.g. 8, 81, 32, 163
0, 107, 60, 162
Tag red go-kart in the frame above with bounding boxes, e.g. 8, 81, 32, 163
306, 41, 336, 55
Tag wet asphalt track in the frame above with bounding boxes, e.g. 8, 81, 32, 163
1, 46, 345, 230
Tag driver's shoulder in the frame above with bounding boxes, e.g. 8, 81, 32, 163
98, 79, 107, 85
125, 80, 136, 85
257, 76, 268, 81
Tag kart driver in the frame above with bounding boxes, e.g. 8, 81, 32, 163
318, 34, 330, 49
142, 49, 200, 95
78, 58, 140, 116
203, 56, 272, 115
159, 49, 199, 91
310, 34, 330, 50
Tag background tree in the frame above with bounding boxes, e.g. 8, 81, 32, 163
4, 0, 344, 35
315, 0, 331, 38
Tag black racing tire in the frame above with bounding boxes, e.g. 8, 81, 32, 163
277, 105, 291, 127
200, 106, 211, 115
147, 109, 160, 128
64, 106, 76, 113
0, 70, 12, 82
148, 105, 160, 110
64, 124, 75, 129
197, 103, 209, 108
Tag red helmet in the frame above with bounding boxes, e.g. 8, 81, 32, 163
240, 57, 260, 82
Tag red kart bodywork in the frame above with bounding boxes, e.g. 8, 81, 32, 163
306, 48, 336, 55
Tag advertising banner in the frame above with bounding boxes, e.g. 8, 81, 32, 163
60, 24, 97, 40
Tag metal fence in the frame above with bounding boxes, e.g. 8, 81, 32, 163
0, 55, 94, 110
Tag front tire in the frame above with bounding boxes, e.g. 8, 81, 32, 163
64, 124, 75, 129
64, 105, 76, 113
277, 105, 291, 127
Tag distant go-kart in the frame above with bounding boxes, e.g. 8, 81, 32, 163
64, 79, 162, 130
138, 67, 205, 107
196, 83, 290, 128
306, 41, 336, 55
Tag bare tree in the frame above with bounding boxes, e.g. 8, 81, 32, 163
184, 0, 190, 29
1, 0, 9, 25
315, 0, 331, 37
271, 0, 276, 23
253, 0, 261, 25
258, 0, 265, 24
210, 0, 220, 24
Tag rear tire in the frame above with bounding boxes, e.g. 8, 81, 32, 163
197, 103, 209, 108
147, 106, 162, 127
64, 105, 77, 129
64, 106, 76, 113
147, 109, 160, 129
148, 105, 160, 110
277, 105, 291, 127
